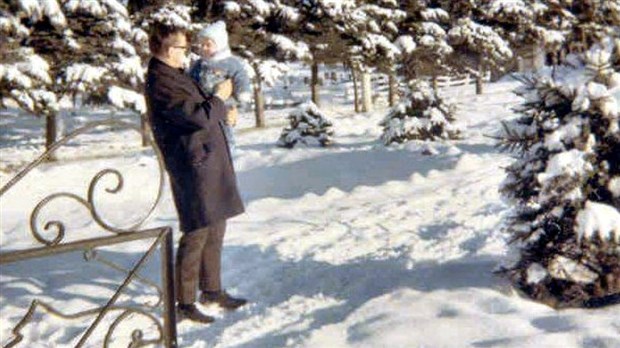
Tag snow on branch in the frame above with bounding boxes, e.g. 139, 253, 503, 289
149, 4, 193, 29
448, 18, 512, 66
576, 201, 620, 244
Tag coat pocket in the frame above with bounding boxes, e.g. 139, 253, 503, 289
182, 133, 210, 166
190, 144, 211, 166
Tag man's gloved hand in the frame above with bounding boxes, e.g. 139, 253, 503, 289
214, 79, 233, 101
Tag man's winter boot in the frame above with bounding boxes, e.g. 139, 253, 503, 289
177, 303, 215, 323
199, 290, 248, 310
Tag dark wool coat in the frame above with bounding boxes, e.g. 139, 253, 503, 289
145, 57, 244, 232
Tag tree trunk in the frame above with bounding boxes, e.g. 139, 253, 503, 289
352, 68, 360, 113
475, 75, 483, 95
72, 92, 78, 116
551, 51, 560, 66
432, 74, 439, 93
45, 112, 58, 161
361, 70, 372, 112
517, 56, 525, 73
476, 62, 484, 95
388, 73, 398, 107
250, 62, 265, 128
533, 45, 545, 70
193, 0, 214, 19
559, 48, 566, 65
311, 61, 320, 107
141, 113, 149, 147
253, 79, 265, 128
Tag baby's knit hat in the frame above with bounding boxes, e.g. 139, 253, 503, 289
197, 21, 229, 52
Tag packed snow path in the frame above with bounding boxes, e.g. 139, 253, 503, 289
1, 80, 618, 347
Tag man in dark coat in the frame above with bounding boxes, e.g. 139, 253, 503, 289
145, 23, 246, 324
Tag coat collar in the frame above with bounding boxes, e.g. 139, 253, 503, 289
148, 57, 213, 102
149, 57, 185, 74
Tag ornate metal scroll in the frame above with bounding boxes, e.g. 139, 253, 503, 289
0, 119, 166, 246
0, 120, 177, 347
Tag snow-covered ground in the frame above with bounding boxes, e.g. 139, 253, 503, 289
1, 79, 619, 347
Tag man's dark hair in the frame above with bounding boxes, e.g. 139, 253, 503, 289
148, 23, 187, 56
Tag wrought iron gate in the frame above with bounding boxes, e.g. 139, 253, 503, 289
0, 120, 177, 347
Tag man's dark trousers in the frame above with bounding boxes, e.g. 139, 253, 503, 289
175, 220, 226, 304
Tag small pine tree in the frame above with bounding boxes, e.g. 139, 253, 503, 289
277, 101, 334, 148
498, 41, 620, 308
379, 79, 460, 145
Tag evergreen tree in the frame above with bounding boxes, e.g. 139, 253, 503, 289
563, 0, 620, 52
498, 41, 620, 308
294, 0, 358, 106
346, 1, 407, 107
0, 0, 146, 154
351, 0, 406, 70
467, 0, 539, 47
379, 79, 460, 144
447, 16, 513, 86
0, 0, 66, 152
441, 0, 512, 92
146, 3, 195, 32
397, 1, 454, 84
128, 0, 184, 15
63, 0, 146, 113
277, 101, 334, 148
504, 1, 620, 64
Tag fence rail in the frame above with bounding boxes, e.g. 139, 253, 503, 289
434, 72, 491, 88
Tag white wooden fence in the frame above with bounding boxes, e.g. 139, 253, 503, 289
432, 72, 491, 88
259, 70, 493, 110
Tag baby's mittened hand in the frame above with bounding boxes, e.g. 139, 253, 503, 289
214, 79, 233, 101
227, 106, 238, 127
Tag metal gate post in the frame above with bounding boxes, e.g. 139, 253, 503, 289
161, 227, 178, 347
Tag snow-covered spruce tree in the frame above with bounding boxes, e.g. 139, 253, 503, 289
481, 0, 539, 47
397, 3, 454, 85
0, 0, 146, 154
0, 1, 66, 152
62, 0, 146, 113
477, 1, 577, 67
344, 1, 407, 109
295, 0, 358, 107
276, 102, 334, 148
353, 1, 406, 69
504, 1, 618, 67
447, 17, 513, 94
380, 79, 460, 145
558, 0, 620, 52
498, 43, 620, 308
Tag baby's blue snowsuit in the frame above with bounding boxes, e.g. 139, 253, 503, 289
189, 21, 252, 156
